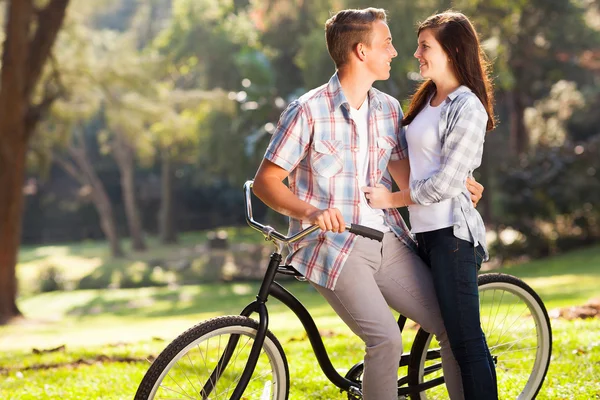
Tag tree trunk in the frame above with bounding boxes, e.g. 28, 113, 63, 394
60, 143, 125, 258
113, 133, 146, 251
0, 0, 70, 325
159, 149, 177, 244
91, 184, 126, 258
0, 0, 34, 324
508, 89, 529, 156
0, 135, 27, 324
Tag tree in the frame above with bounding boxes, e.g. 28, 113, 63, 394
0, 0, 71, 324
35, 27, 127, 258
99, 34, 158, 252
47, 25, 159, 254
463, 0, 597, 155
53, 124, 126, 258
140, 82, 208, 244
39, 21, 135, 259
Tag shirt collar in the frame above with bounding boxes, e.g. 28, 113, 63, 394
446, 85, 472, 101
327, 72, 383, 112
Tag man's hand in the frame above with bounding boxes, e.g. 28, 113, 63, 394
306, 208, 345, 233
466, 177, 484, 207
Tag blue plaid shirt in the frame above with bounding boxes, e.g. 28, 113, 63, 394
408, 86, 489, 259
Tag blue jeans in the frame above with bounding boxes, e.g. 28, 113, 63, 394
416, 227, 498, 400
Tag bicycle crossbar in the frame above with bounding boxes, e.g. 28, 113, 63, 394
268, 282, 361, 392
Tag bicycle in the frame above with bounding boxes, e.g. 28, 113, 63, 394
134, 180, 552, 400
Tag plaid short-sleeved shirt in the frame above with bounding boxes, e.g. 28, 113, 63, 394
264, 73, 416, 290
408, 86, 489, 259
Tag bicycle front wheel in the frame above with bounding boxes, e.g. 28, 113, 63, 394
135, 315, 289, 400
408, 273, 552, 400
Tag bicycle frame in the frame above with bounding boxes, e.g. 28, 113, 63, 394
222, 249, 446, 399
208, 181, 446, 399
236, 251, 363, 397
138, 180, 551, 400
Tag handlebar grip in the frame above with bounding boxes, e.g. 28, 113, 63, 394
348, 224, 384, 242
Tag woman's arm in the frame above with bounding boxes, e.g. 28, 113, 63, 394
387, 157, 410, 190
411, 96, 488, 205
363, 157, 484, 209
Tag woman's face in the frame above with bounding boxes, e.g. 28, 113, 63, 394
414, 28, 453, 82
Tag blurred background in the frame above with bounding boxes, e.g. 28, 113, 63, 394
0, 0, 598, 398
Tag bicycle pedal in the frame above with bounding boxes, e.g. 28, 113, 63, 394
347, 386, 363, 399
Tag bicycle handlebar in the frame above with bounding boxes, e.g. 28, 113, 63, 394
244, 180, 384, 243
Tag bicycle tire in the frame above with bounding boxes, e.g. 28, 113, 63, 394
135, 315, 290, 400
407, 273, 552, 400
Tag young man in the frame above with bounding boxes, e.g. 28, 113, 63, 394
253, 8, 479, 399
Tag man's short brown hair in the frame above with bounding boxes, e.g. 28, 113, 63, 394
325, 8, 387, 68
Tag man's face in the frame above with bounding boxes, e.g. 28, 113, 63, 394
363, 20, 397, 81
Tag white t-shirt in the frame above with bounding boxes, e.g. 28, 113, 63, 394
406, 101, 454, 233
350, 100, 390, 233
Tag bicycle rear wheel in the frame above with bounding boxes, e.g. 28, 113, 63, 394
407, 273, 552, 399
135, 315, 289, 400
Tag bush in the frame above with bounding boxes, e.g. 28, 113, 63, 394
39, 266, 65, 293
494, 135, 600, 260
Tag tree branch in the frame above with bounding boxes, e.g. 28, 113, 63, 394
55, 155, 85, 185
25, 53, 67, 140
25, 0, 70, 101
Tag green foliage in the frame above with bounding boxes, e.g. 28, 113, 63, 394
153, 0, 257, 90
495, 135, 600, 259
22, 0, 600, 261
295, 28, 336, 90
461, 0, 599, 96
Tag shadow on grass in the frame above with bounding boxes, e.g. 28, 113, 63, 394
489, 245, 600, 307
73, 248, 234, 291
495, 245, 600, 279
66, 281, 324, 319
69, 237, 277, 293
64, 245, 600, 318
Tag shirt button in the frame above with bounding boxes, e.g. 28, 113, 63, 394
355, 175, 360, 180
353, 148, 359, 152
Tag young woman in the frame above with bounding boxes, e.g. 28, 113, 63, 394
363, 11, 498, 400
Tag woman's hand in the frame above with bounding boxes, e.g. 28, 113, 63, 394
466, 177, 484, 207
361, 184, 394, 209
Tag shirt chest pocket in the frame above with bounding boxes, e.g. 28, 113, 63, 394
311, 140, 344, 178
376, 135, 396, 173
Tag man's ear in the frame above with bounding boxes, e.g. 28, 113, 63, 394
356, 43, 367, 61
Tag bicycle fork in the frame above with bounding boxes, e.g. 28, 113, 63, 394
199, 253, 281, 400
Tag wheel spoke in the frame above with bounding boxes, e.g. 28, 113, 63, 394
222, 335, 252, 396
411, 275, 551, 400
136, 316, 288, 400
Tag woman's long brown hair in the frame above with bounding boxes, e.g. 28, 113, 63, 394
402, 11, 496, 131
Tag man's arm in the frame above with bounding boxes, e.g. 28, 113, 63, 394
253, 159, 345, 233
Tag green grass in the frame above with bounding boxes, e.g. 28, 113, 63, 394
1, 240, 599, 399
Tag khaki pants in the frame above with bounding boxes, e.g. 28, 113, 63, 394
312, 233, 464, 400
